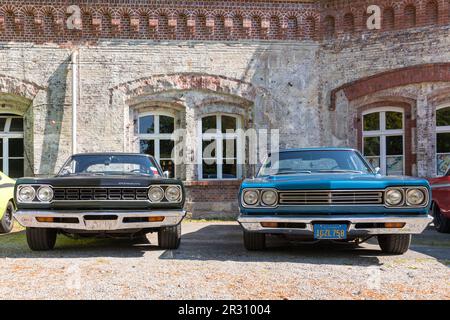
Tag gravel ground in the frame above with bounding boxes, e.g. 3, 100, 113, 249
0, 222, 449, 300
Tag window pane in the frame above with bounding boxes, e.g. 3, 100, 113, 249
202, 161, 217, 179
386, 156, 403, 176
0, 118, 6, 132
140, 140, 154, 156
221, 116, 237, 133
385, 112, 403, 130
9, 159, 24, 178
223, 163, 237, 179
364, 137, 380, 156
160, 140, 174, 159
0, 139, 2, 157
10, 118, 23, 132
222, 139, 236, 159
9, 138, 23, 157
160, 116, 174, 134
437, 154, 450, 176
202, 116, 217, 133
437, 132, 450, 153
139, 116, 155, 134
363, 113, 380, 131
160, 160, 175, 178
202, 139, 216, 158
437, 107, 450, 127
386, 135, 403, 155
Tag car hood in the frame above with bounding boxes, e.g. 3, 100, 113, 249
241, 173, 430, 190
16, 175, 182, 188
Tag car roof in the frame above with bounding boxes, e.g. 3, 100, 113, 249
276, 147, 358, 153
71, 152, 153, 157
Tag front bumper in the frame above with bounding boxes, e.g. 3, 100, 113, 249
15, 210, 186, 231
238, 214, 433, 236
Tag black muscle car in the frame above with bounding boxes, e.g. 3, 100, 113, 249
14, 153, 186, 251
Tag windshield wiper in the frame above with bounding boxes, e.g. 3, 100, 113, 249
317, 170, 364, 174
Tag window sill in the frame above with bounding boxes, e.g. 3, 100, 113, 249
184, 180, 243, 187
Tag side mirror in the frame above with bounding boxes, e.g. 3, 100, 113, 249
60, 166, 72, 176
163, 171, 170, 178
374, 167, 381, 174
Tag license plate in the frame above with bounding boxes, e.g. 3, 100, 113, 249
314, 224, 347, 240
84, 220, 117, 231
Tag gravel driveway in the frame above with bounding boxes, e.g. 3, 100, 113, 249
0, 222, 449, 300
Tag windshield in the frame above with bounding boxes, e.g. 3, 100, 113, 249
58, 154, 162, 177
258, 150, 373, 176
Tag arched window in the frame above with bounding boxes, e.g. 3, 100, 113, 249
362, 108, 404, 175
404, 5, 416, 28
138, 113, 176, 177
436, 106, 450, 175
323, 16, 335, 39
0, 114, 24, 178
343, 13, 355, 33
199, 114, 242, 180
383, 7, 395, 30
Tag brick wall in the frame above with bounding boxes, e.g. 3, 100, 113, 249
0, 1, 449, 44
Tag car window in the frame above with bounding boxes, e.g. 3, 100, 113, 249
258, 150, 372, 176
59, 155, 162, 177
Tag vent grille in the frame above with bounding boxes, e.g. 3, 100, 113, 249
278, 190, 383, 205
53, 188, 149, 201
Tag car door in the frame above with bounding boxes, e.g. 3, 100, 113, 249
431, 168, 450, 214
0, 171, 15, 219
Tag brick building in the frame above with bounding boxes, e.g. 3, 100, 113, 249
0, 0, 449, 217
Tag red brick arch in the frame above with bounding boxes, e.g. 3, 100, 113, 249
330, 63, 450, 110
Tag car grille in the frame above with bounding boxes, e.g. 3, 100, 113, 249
278, 190, 384, 205
53, 188, 149, 201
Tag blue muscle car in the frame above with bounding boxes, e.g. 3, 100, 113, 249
238, 148, 433, 254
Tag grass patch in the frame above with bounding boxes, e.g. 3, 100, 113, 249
412, 239, 450, 248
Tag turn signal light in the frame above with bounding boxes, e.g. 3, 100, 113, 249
36, 217, 54, 223
260, 222, 278, 228
148, 216, 165, 222
384, 222, 406, 229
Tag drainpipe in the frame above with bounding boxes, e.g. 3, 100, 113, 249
71, 51, 78, 155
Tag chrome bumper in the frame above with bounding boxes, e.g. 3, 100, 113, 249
238, 214, 433, 236
15, 210, 186, 231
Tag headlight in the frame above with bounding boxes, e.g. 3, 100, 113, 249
261, 190, 277, 206
18, 186, 36, 202
148, 186, 164, 202
243, 190, 259, 206
385, 188, 403, 206
406, 188, 426, 206
165, 186, 181, 202
37, 186, 53, 202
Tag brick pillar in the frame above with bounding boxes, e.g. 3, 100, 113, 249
415, 90, 436, 177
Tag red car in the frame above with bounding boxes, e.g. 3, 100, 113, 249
429, 168, 450, 233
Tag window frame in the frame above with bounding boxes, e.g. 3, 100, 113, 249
362, 107, 405, 176
137, 111, 177, 177
198, 113, 243, 180
436, 104, 450, 176
0, 114, 24, 177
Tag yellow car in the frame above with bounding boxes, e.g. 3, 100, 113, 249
0, 171, 16, 234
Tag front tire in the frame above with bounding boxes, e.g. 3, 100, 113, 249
378, 234, 411, 254
158, 224, 181, 249
0, 201, 15, 234
432, 203, 450, 233
243, 231, 266, 251
26, 228, 57, 251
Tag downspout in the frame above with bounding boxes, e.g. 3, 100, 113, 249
71, 51, 78, 155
